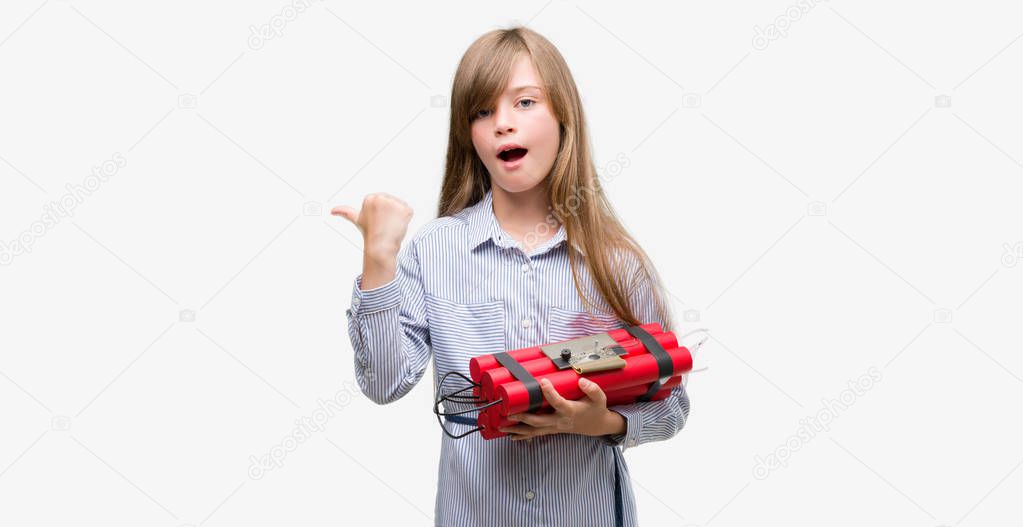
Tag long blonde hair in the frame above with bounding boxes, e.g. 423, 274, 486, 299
438, 27, 674, 331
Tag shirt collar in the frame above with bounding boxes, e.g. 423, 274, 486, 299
464, 189, 583, 257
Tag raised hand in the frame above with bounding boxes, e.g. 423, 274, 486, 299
332, 193, 414, 290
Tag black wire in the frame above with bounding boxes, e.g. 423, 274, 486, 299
433, 379, 502, 416
435, 398, 502, 416
442, 383, 481, 399
437, 370, 477, 391
434, 371, 479, 406
432, 397, 501, 439
434, 413, 483, 439
445, 395, 484, 403
432, 370, 501, 439
441, 384, 485, 403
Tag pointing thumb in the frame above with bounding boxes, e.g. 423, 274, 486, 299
331, 205, 359, 225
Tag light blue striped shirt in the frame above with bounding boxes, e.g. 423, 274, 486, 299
345, 189, 690, 526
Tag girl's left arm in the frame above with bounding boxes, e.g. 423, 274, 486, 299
602, 384, 690, 450
601, 268, 691, 451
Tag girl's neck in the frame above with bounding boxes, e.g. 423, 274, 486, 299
491, 182, 560, 251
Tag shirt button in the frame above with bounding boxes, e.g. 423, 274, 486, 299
521, 318, 532, 328
521, 263, 530, 273
525, 490, 535, 501
352, 297, 361, 309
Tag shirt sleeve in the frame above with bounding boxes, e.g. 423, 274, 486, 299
601, 261, 690, 451
345, 238, 431, 405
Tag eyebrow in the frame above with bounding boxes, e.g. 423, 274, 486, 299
508, 85, 542, 93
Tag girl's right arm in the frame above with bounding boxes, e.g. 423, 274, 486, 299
333, 193, 431, 404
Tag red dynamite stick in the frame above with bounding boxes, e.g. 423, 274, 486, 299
496, 346, 693, 416
479, 423, 504, 440
480, 376, 683, 437
470, 322, 664, 400
479, 331, 680, 400
468, 322, 663, 382
480, 377, 683, 433
482, 383, 679, 437
467, 323, 671, 439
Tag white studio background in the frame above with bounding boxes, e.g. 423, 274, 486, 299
1, 1, 1021, 525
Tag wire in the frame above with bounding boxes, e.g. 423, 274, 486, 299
432, 370, 501, 439
679, 328, 710, 389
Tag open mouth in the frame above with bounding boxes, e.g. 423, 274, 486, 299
497, 148, 528, 162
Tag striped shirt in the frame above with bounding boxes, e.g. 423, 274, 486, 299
345, 189, 690, 526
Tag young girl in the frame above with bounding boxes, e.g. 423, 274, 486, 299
333, 27, 689, 527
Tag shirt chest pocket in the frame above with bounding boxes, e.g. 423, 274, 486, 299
425, 294, 506, 375
546, 306, 624, 342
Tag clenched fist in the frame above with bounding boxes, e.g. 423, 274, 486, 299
332, 193, 414, 290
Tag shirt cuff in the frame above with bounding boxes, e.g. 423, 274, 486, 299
346, 274, 402, 369
349, 274, 401, 315
602, 406, 642, 451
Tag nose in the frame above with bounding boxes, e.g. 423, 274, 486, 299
494, 106, 515, 136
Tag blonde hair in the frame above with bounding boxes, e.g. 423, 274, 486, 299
438, 26, 674, 331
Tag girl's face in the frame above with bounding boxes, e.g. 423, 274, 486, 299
471, 55, 561, 194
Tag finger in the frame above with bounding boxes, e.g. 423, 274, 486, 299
578, 378, 607, 407
330, 205, 358, 224
540, 378, 572, 412
505, 426, 557, 441
499, 424, 537, 436
508, 413, 559, 428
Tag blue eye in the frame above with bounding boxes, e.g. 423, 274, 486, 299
519, 99, 535, 108
474, 108, 492, 120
